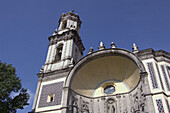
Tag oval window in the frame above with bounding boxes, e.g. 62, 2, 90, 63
104, 85, 115, 95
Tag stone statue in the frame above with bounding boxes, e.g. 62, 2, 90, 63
106, 98, 115, 113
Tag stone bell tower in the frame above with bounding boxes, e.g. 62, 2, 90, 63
44, 11, 84, 72
31, 11, 85, 113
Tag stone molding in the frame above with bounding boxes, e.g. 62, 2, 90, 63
48, 30, 85, 55
58, 11, 82, 26
64, 48, 146, 88
136, 48, 170, 62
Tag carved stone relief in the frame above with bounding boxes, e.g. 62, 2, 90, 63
106, 98, 116, 113
69, 79, 148, 113
72, 98, 78, 113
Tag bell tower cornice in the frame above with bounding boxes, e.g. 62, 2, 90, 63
58, 11, 82, 28
48, 30, 85, 55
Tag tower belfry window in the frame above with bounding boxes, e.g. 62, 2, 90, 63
62, 20, 67, 30
54, 44, 63, 62
75, 48, 78, 63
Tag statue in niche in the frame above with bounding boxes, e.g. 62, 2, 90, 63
132, 95, 140, 113
82, 109, 89, 113
134, 96, 139, 110
106, 98, 116, 113
140, 103, 145, 112
72, 100, 78, 113
81, 104, 89, 113
72, 97, 78, 113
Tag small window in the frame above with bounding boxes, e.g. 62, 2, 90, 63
54, 44, 63, 62
104, 85, 115, 95
47, 94, 55, 103
62, 20, 67, 29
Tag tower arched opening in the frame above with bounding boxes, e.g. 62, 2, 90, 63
54, 44, 63, 62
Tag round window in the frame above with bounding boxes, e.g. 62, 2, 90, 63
104, 85, 115, 95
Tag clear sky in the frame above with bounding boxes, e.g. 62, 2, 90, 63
0, 0, 170, 112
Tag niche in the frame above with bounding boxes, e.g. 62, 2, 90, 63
54, 44, 63, 62
61, 20, 67, 30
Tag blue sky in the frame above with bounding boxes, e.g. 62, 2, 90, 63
0, 0, 170, 112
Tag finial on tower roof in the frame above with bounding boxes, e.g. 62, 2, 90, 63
111, 42, 116, 48
132, 43, 139, 53
40, 65, 44, 73
70, 10, 74, 13
88, 47, 93, 54
52, 28, 57, 35
98, 42, 105, 50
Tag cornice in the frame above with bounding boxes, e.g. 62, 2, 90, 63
48, 30, 85, 54
58, 12, 82, 25
136, 48, 170, 63
37, 67, 72, 78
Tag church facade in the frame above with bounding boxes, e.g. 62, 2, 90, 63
30, 12, 170, 113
